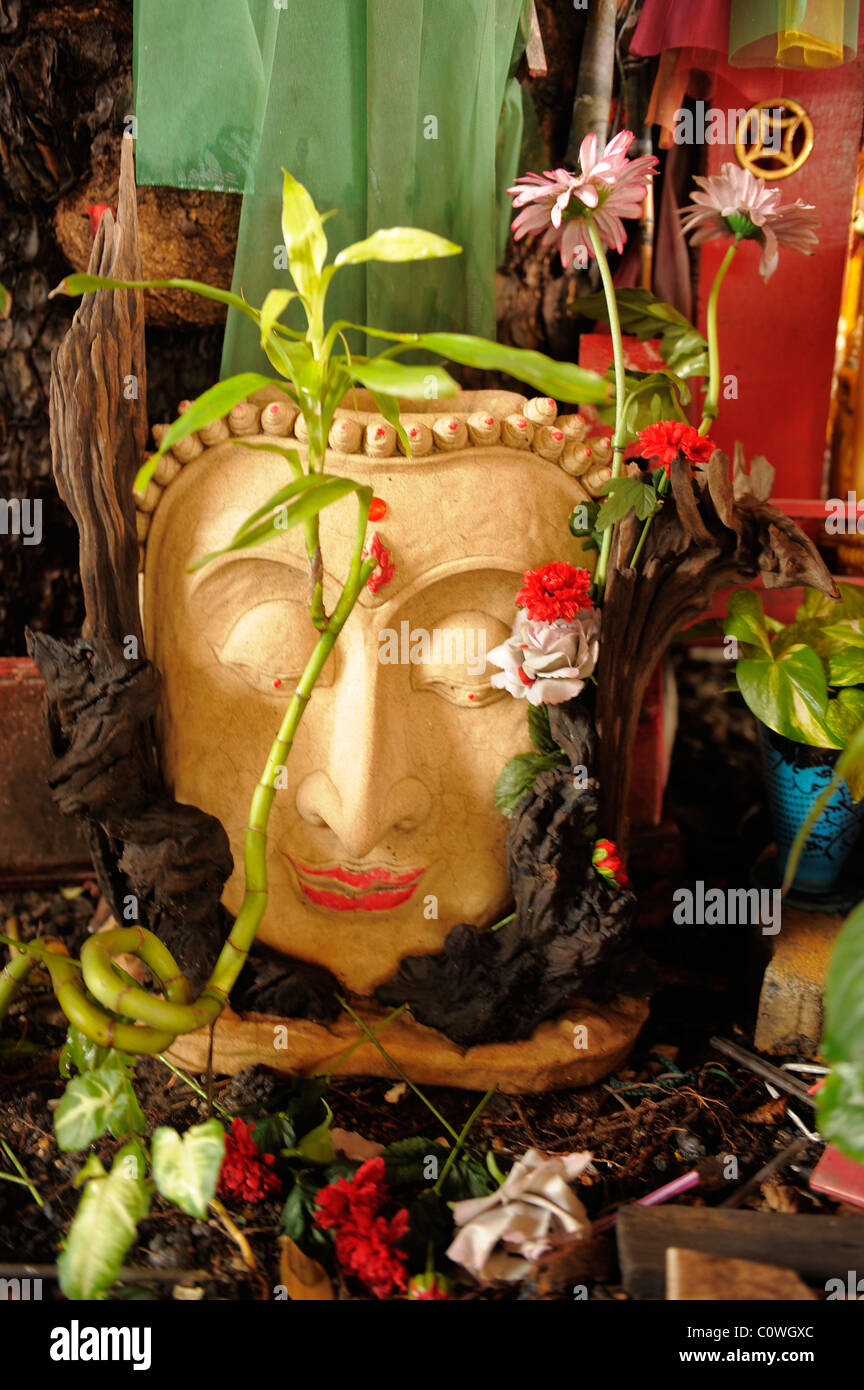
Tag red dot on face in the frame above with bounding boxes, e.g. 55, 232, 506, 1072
468, 692, 475, 701
375, 427, 386, 438
545, 398, 555, 408
517, 418, 527, 429
369, 497, 387, 520
409, 427, 419, 438
448, 421, 458, 431
272, 678, 282, 689
268, 403, 280, 415
552, 430, 563, 441
485, 417, 495, 426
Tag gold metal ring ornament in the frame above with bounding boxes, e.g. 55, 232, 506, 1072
735, 99, 814, 180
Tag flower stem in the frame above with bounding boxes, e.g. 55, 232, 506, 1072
628, 470, 669, 569
587, 222, 627, 598
433, 1084, 497, 1195
698, 242, 737, 435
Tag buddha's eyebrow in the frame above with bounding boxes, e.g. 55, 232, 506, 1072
189, 556, 309, 642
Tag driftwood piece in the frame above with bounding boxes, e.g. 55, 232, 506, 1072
618, 1205, 864, 1300
377, 702, 649, 1045
26, 137, 230, 988
595, 449, 839, 843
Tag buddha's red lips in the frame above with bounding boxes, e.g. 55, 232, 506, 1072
286, 857, 425, 912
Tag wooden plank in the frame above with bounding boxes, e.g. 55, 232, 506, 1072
618, 1206, 864, 1300
666, 1248, 816, 1301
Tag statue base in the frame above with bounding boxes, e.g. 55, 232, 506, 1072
166, 994, 649, 1094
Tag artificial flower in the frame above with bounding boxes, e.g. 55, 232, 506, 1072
635, 421, 717, 476
592, 838, 630, 889
364, 531, 395, 594
680, 163, 819, 282
218, 1118, 281, 1204
447, 1148, 592, 1282
488, 608, 599, 706
407, 1272, 450, 1300
508, 130, 658, 266
516, 561, 593, 623
314, 1157, 409, 1299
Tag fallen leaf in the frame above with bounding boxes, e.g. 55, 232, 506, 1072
331, 1128, 385, 1161
279, 1237, 333, 1301
743, 1097, 787, 1125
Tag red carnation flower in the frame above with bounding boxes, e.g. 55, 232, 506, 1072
218, 1118, 281, 1204
516, 562, 592, 623
314, 1157, 409, 1299
635, 421, 716, 477
592, 837, 630, 889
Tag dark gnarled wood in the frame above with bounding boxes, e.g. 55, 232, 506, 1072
595, 446, 839, 844
26, 137, 230, 989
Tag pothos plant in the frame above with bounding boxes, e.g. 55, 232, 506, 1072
0, 172, 612, 1291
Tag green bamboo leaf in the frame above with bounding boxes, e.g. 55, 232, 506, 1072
188, 477, 371, 571
57, 1143, 150, 1300
366, 388, 411, 455
335, 227, 461, 267
52, 273, 261, 328
280, 170, 327, 300
240, 441, 303, 478
260, 289, 299, 347
231, 473, 342, 541
409, 333, 610, 406
151, 1120, 225, 1219
54, 1063, 145, 1151
351, 359, 457, 399
135, 373, 276, 491
737, 644, 836, 747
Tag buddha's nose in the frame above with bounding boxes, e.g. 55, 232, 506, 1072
294, 630, 432, 860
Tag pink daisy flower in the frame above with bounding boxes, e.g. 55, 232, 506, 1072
507, 131, 657, 268
680, 163, 819, 282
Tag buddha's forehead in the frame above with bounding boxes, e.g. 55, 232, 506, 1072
146, 437, 589, 606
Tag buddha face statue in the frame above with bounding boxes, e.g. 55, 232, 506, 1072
141, 390, 604, 996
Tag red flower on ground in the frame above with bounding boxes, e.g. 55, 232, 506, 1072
218, 1118, 281, 1203
314, 1157, 409, 1299
364, 531, 395, 594
516, 562, 592, 623
592, 838, 630, 889
635, 421, 716, 477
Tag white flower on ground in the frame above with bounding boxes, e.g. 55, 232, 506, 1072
446, 1148, 593, 1282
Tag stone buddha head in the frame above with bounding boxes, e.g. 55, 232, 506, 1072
139, 388, 611, 997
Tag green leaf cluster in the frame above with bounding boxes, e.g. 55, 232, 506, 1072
577, 287, 709, 381
724, 585, 864, 782
818, 902, 864, 1162
595, 474, 663, 533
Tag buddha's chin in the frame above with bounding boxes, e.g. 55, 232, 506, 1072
220, 856, 511, 997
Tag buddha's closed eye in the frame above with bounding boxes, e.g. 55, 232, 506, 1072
211, 597, 327, 695
409, 609, 509, 708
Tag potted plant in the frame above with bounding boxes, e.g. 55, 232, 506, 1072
723, 583, 864, 895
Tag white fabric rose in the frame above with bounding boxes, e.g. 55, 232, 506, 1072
487, 609, 599, 705
446, 1148, 592, 1282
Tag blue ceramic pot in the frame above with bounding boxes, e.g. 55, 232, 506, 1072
760, 723, 864, 895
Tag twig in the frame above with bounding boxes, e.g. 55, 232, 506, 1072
709, 1037, 814, 1107
721, 1136, 809, 1210
0, 1136, 44, 1207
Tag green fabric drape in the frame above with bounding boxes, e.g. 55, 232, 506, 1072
729, 0, 859, 68
133, 0, 528, 376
